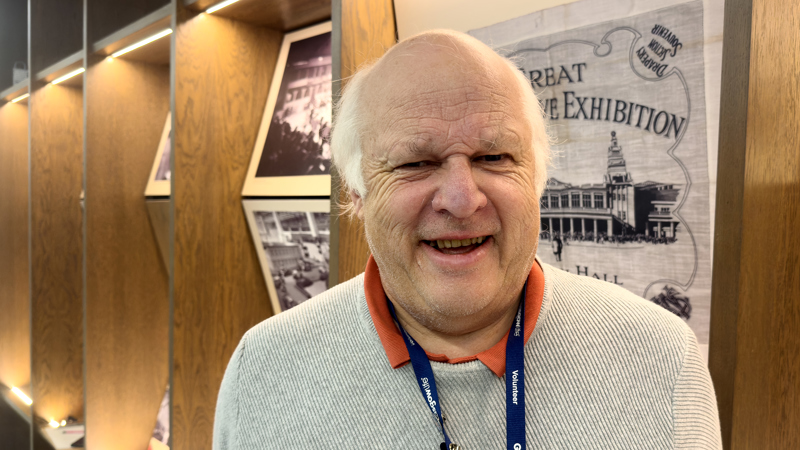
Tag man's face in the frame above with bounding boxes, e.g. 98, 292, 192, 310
354, 41, 541, 333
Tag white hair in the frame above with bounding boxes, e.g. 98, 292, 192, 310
330, 31, 552, 216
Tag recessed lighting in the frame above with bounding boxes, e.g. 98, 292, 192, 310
51, 68, 85, 85
206, 0, 240, 14
10, 386, 32, 406
10, 93, 29, 103
112, 29, 173, 58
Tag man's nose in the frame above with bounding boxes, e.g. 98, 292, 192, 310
431, 158, 488, 218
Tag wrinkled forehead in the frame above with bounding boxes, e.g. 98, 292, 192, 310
362, 34, 514, 108
359, 34, 526, 152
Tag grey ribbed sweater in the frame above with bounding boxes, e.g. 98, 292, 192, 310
213, 263, 721, 449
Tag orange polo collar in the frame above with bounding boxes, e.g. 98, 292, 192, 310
364, 256, 544, 377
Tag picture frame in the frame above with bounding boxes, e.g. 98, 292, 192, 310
144, 112, 171, 197
241, 21, 333, 197
243, 199, 331, 314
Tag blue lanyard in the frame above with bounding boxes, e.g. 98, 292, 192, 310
388, 284, 526, 450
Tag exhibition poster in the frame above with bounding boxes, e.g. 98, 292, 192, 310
471, 0, 720, 356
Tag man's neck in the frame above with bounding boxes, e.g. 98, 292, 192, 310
390, 297, 521, 359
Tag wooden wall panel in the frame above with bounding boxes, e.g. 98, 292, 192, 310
334, 0, 396, 284
0, 103, 30, 394
29, 84, 84, 427
84, 58, 170, 450
173, 11, 280, 450
729, 0, 800, 448
707, 0, 752, 447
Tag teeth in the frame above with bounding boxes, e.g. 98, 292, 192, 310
431, 236, 487, 249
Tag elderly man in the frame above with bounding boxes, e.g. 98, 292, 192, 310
214, 30, 721, 449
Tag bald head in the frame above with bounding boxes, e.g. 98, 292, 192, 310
331, 29, 550, 208
361, 30, 518, 107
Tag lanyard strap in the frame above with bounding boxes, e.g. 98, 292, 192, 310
506, 290, 526, 450
388, 284, 527, 450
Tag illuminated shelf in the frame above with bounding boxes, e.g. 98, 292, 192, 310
186, 0, 330, 30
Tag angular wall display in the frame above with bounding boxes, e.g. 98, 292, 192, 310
242, 21, 332, 197
145, 199, 170, 275
144, 112, 171, 197
470, 0, 723, 358
148, 386, 169, 450
243, 199, 331, 314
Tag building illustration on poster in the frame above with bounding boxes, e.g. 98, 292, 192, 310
541, 131, 682, 244
471, 0, 715, 353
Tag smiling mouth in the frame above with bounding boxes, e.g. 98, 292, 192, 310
423, 236, 490, 254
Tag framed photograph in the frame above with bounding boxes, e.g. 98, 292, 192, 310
145, 112, 171, 197
241, 21, 333, 197
243, 199, 331, 313
149, 386, 170, 450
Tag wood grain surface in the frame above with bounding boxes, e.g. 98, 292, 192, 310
0, 103, 30, 392
172, 10, 281, 450
84, 58, 170, 450
334, 0, 396, 284
188, 0, 330, 31
729, 1, 800, 448
707, 0, 752, 447
29, 83, 84, 426
117, 36, 171, 66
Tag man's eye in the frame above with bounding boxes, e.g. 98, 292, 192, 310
479, 154, 504, 162
399, 161, 429, 168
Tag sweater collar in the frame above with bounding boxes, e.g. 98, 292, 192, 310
364, 256, 544, 377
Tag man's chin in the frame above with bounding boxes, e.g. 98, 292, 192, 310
417, 284, 496, 318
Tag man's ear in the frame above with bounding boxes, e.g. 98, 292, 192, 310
350, 189, 365, 220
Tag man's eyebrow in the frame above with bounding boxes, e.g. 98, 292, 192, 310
475, 128, 520, 151
381, 138, 434, 163
478, 136, 499, 151
400, 138, 436, 157
389, 127, 521, 156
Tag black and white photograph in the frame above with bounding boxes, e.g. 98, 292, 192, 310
470, 0, 724, 358
155, 134, 171, 181
256, 31, 331, 177
243, 199, 330, 313
242, 21, 333, 197
144, 112, 171, 197
148, 385, 169, 450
